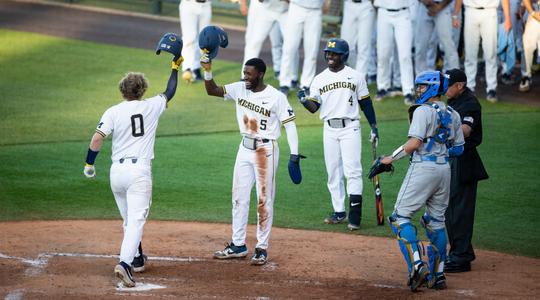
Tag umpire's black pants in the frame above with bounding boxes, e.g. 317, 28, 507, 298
445, 162, 478, 264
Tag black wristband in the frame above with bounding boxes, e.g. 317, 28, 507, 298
85, 148, 99, 165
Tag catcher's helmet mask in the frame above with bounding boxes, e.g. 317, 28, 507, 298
414, 71, 449, 104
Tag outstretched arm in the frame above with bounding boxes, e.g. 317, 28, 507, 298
201, 51, 225, 97
163, 60, 180, 101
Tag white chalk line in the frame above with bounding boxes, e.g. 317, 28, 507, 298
0, 251, 206, 265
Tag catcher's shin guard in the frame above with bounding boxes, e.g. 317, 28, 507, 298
389, 214, 424, 274
421, 213, 447, 274
348, 195, 362, 227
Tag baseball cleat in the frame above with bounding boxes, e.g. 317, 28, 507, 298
279, 86, 290, 96
519, 76, 531, 92
213, 242, 248, 259
347, 223, 360, 231
132, 254, 147, 273
324, 212, 347, 224
114, 261, 135, 287
182, 70, 194, 83
408, 262, 429, 292
486, 90, 498, 103
250, 248, 268, 265
375, 89, 387, 101
404, 94, 414, 105
427, 273, 447, 290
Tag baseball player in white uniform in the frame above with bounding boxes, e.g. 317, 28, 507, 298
414, 0, 460, 74
179, 0, 212, 82
377, 70, 464, 291
298, 38, 378, 230
200, 56, 301, 265
453, 0, 511, 102
279, 0, 326, 94
239, 0, 298, 80
519, 0, 540, 92
83, 52, 182, 287
340, 0, 376, 76
374, 0, 415, 104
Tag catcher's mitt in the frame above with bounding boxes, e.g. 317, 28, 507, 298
367, 156, 394, 179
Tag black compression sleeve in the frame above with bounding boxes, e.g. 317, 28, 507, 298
163, 69, 178, 101
359, 96, 377, 126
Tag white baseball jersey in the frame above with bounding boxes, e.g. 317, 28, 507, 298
374, 0, 410, 9
224, 82, 296, 139
310, 66, 370, 121
96, 94, 166, 161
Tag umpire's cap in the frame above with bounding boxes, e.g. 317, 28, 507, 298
199, 25, 229, 59
324, 38, 349, 62
446, 68, 467, 86
156, 32, 183, 58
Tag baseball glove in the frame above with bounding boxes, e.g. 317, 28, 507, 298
367, 156, 394, 180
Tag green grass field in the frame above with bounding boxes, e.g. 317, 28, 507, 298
1, 29, 539, 258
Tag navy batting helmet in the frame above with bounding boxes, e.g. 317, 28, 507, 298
198, 25, 229, 59
414, 71, 449, 104
324, 38, 349, 62
155, 32, 183, 58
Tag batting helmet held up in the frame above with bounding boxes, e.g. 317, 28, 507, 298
324, 38, 349, 62
414, 71, 449, 104
155, 32, 183, 58
198, 25, 229, 60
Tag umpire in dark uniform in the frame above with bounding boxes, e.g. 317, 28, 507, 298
443, 69, 489, 273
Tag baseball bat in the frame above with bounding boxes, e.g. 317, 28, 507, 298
372, 142, 385, 226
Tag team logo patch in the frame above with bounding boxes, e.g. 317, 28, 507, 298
464, 116, 474, 124
327, 41, 336, 48
168, 35, 176, 42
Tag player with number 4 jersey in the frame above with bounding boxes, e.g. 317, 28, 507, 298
298, 38, 378, 231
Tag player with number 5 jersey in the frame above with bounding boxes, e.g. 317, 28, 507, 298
201, 54, 301, 266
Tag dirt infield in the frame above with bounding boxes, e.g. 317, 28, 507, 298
1, 221, 539, 299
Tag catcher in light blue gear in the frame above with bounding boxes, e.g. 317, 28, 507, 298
375, 70, 464, 292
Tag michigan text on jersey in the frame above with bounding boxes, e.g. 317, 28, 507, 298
319, 82, 357, 95
238, 98, 271, 117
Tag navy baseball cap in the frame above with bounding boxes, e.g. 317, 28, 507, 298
446, 69, 467, 86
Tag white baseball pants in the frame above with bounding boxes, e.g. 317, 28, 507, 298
231, 141, 279, 250
414, 4, 459, 74
323, 120, 363, 213
279, 2, 322, 88
179, 0, 211, 72
376, 8, 414, 95
340, 0, 376, 75
110, 161, 152, 264
522, 15, 540, 78
463, 7, 498, 92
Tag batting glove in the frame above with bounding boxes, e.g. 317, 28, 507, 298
200, 49, 211, 71
370, 127, 379, 148
297, 88, 307, 103
172, 56, 184, 70
83, 164, 96, 179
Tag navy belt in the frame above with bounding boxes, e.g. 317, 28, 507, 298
384, 7, 408, 12
119, 158, 138, 164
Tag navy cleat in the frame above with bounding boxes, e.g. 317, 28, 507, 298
132, 254, 147, 273
324, 212, 347, 224
279, 86, 290, 96
114, 261, 135, 287
428, 273, 447, 290
250, 248, 268, 265
213, 242, 248, 259
408, 262, 429, 292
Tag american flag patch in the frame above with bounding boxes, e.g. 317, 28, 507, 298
464, 116, 474, 123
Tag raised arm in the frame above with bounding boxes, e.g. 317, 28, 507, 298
163, 57, 182, 101
201, 51, 225, 97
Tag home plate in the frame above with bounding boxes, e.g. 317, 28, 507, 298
116, 282, 166, 292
